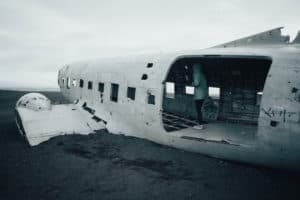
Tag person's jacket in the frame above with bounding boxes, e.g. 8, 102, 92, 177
193, 64, 208, 100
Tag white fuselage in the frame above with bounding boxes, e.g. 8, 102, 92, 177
57, 46, 300, 170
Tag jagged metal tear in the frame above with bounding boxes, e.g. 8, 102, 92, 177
213, 27, 296, 48
293, 31, 300, 44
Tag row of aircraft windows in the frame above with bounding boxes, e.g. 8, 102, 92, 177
61, 78, 155, 105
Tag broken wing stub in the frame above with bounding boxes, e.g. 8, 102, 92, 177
15, 93, 106, 146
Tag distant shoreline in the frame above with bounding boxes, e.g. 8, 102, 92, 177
0, 87, 60, 92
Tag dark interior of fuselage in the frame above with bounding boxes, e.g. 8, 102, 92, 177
162, 56, 272, 133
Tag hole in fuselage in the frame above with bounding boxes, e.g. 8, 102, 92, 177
141, 74, 148, 80
270, 120, 278, 127
147, 63, 153, 68
162, 55, 272, 143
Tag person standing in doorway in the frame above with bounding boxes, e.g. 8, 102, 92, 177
193, 63, 208, 129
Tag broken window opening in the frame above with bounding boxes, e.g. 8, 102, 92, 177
127, 87, 136, 100
147, 63, 153, 68
148, 92, 155, 105
209, 87, 220, 100
98, 82, 105, 103
185, 86, 194, 95
162, 56, 271, 136
72, 79, 77, 87
165, 82, 175, 98
61, 78, 65, 87
98, 82, 104, 93
67, 77, 71, 89
88, 81, 93, 90
256, 91, 263, 106
79, 79, 84, 88
110, 83, 119, 102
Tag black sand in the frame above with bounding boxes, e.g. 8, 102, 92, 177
0, 90, 299, 200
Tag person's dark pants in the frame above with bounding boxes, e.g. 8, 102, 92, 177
195, 99, 204, 124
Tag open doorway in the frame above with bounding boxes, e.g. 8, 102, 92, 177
162, 55, 272, 135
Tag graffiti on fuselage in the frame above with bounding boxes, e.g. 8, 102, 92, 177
261, 107, 298, 122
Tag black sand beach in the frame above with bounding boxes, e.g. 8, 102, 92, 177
0, 90, 299, 200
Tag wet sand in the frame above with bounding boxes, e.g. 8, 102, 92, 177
0, 90, 299, 200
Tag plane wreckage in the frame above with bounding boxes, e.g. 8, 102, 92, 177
15, 27, 300, 170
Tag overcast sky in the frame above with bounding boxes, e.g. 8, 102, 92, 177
0, 0, 299, 89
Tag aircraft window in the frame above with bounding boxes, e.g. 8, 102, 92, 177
98, 82, 105, 103
79, 79, 84, 88
165, 82, 175, 98
72, 79, 77, 87
127, 87, 136, 100
185, 86, 194, 95
110, 83, 119, 102
67, 77, 71, 89
209, 87, 220, 99
88, 81, 93, 90
147, 63, 153, 68
148, 93, 155, 105
141, 74, 148, 80
98, 82, 104, 93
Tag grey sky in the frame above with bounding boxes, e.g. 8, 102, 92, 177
0, 0, 299, 89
